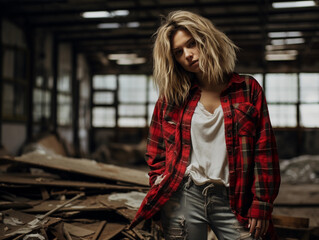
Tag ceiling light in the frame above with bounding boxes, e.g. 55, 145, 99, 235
266, 45, 286, 51
82, 10, 129, 18
82, 11, 111, 18
266, 54, 297, 61
272, 1, 316, 9
127, 22, 140, 28
112, 10, 129, 17
97, 23, 121, 29
117, 57, 146, 65
268, 31, 302, 38
108, 53, 137, 60
265, 50, 298, 61
271, 38, 305, 45
267, 50, 299, 55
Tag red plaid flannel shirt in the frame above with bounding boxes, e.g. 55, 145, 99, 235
130, 73, 280, 237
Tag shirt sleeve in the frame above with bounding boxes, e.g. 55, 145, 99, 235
145, 98, 166, 187
248, 83, 281, 219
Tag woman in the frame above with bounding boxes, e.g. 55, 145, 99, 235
130, 10, 280, 240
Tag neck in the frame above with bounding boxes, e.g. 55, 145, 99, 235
196, 78, 226, 94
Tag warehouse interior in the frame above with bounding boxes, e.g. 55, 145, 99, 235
0, 0, 319, 239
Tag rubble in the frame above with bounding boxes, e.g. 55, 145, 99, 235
0, 143, 159, 240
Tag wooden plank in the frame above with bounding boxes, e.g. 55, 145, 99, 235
99, 223, 126, 240
22, 196, 113, 214
274, 184, 319, 206
11, 151, 148, 186
273, 215, 309, 228
0, 174, 148, 191
63, 222, 95, 237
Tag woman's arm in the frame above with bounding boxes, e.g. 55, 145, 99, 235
248, 82, 281, 238
146, 99, 167, 187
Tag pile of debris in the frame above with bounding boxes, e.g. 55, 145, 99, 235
0, 142, 162, 240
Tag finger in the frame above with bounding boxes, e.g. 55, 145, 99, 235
254, 219, 262, 239
249, 218, 257, 234
263, 220, 269, 236
260, 219, 266, 237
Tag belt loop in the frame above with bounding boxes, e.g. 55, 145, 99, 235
184, 175, 192, 189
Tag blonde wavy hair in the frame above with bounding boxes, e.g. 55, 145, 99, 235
153, 10, 238, 105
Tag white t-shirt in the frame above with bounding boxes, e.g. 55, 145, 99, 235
185, 101, 229, 186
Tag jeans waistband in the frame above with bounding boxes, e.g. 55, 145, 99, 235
182, 175, 229, 196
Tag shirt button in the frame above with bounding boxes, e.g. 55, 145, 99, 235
223, 99, 228, 103
227, 114, 232, 118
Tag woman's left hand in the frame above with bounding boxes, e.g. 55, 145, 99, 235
248, 218, 269, 239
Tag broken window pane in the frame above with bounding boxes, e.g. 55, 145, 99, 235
57, 94, 71, 125
268, 104, 297, 127
300, 104, 319, 127
93, 92, 114, 104
266, 73, 298, 103
118, 117, 146, 127
92, 107, 116, 127
93, 75, 117, 90
57, 73, 71, 92
118, 75, 147, 103
118, 105, 146, 116
300, 73, 319, 103
148, 77, 159, 102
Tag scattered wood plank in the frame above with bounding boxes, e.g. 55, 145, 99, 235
63, 222, 95, 237
11, 151, 148, 186
275, 183, 319, 206
99, 223, 127, 240
0, 174, 148, 191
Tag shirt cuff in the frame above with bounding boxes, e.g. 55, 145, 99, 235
248, 200, 273, 219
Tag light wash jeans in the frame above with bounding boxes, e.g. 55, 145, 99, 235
160, 177, 254, 240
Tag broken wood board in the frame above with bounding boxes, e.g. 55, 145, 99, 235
0, 201, 33, 210
99, 223, 127, 240
275, 183, 319, 206
36, 134, 67, 156
0, 209, 60, 240
63, 222, 95, 237
12, 150, 149, 186
22, 197, 113, 214
97, 192, 145, 221
0, 174, 148, 191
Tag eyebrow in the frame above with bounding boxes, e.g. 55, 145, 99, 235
172, 37, 194, 51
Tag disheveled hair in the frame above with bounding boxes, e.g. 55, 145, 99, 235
153, 10, 238, 105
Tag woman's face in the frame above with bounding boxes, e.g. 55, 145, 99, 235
171, 29, 201, 75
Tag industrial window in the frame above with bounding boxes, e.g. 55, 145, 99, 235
55, 43, 73, 127
254, 73, 319, 128
33, 75, 53, 123
92, 75, 117, 127
266, 73, 298, 127
91, 74, 158, 128
92, 107, 116, 127
1, 47, 28, 121
148, 77, 159, 125
57, 73, 72, 126
118, 75, 147, 127
299, 73, 319, 127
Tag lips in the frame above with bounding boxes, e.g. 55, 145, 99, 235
190, 60, 198, 66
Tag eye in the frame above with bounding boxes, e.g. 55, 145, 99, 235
174, 49, 183, 57
188, 39, 196, 48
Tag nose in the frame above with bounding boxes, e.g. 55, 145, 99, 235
184, 48, 193, 61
